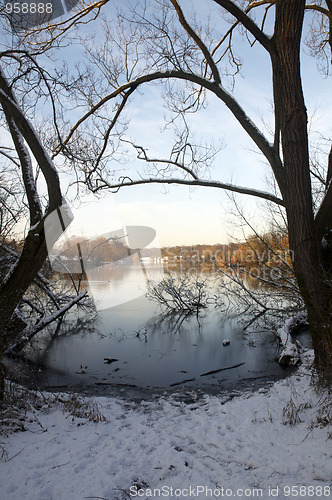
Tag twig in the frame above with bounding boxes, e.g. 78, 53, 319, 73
170, 378, 196, 387
6, 447, 24, 462
51, 460, 71, 470
113, 489, 132, 499
200, 362, 245, 377
85, 497, 109, 500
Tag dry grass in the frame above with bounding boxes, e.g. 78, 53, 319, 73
309, 393, 332, 437
0, 380, 106, 439
281, 382, 331, 440
282, 397, 312, 426
50, 392, 106, 423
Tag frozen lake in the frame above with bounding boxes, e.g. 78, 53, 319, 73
17, 263, 302, 395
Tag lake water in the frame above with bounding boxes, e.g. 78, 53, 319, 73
19, 263, 299, 396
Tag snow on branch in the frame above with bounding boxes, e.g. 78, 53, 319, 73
0, 67, 62, 211
276, 316, 304, 367
4, 291, 88, 356
105, 176, 285, 205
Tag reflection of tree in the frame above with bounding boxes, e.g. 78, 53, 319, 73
216, 274, 302, 334
85, 264, 137, 282
145, 308, 205, 337
21, 307, 98, 369
59, 236, 130, 267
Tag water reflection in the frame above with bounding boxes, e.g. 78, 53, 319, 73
82, 263, 164, 310
25, 266, 295, 392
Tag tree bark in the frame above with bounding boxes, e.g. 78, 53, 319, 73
0, 225, 48, 400
0, 221, 48, 348
271, 0, 332, 377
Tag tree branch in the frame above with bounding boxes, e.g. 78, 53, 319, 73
305, 4, 331, 17
212, 0, 273, 53
169, 0, 221, 83
327, 144, 332, 188
4, 292, 88, 355
56, 69, 284, 193
315, 144, 332, 236
3, 113, 43, 226
326, 0, 332, 14
212, 1, 274, 58
100, 176, 284, 205
85, 86, 137, 183
121, 140, 199, 180
15, 0, 111, 53
315, 190, 332, 237
0, 68, 43, 226
0, 148, 20, 168
210, 81, 285, 192
0, 67, 62, 211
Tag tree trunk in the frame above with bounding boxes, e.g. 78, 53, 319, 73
0, 219, 58, 401
272, 0, 332, 379
0, 221, 49, 351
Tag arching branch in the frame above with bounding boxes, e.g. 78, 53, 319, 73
98, 176, 284, 206
305, 3, 331, 17
56, 69, 284, 194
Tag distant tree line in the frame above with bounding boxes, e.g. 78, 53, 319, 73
56, 236, 133, 267
161, 229, 291, 270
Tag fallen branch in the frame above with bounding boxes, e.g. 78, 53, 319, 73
200, 362, 245, 377
4, 291, 88, 355
169, 377, 196, 387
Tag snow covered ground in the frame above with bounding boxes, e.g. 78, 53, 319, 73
0, 351, 331, 500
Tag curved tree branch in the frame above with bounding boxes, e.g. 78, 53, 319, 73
56, 69, 284, 194
305, 3, 331, 17
212, 0, 274, 58
121, 140, 199, 180
2, 113, 43, 226
85, 86, 137, 183
98, 176, 284, 205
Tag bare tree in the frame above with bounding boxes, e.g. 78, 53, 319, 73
1, 0, 332, 381
146, 272, 210, 312
0, 1, 128, 400
50, 0, 332, 379
0, 6, 102, 395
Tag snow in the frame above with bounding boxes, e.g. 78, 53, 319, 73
276, 318, 302, 366
1, 352, 331, 500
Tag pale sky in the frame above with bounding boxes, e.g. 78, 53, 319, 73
8, 1, 332, 247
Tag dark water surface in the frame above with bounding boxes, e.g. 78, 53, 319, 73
12, 265, 300, 397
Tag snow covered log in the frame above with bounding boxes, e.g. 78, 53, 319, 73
276, 317, 303, 367
4, 291, 88, 356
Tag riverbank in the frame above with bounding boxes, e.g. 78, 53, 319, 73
0, 350, 331, 500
